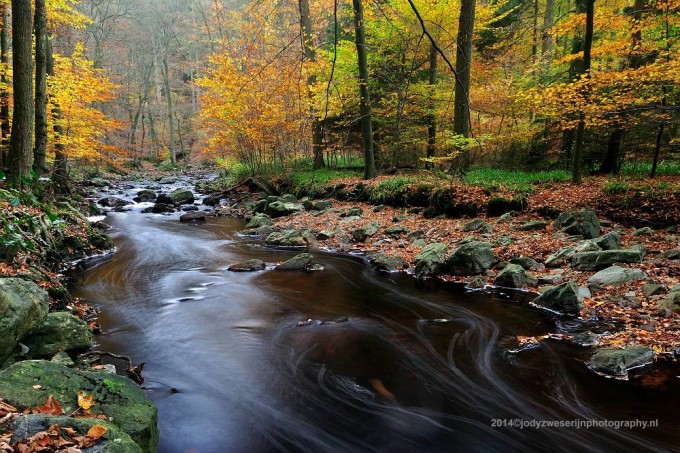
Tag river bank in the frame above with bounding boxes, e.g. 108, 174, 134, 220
205, 171, 679, 370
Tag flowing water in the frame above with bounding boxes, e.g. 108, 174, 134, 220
72, 179, 679, 453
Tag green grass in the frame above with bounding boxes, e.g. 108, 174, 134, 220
619, 161, 680, 177
463, 168, 571, 192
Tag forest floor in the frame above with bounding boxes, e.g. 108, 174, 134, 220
259, 172, 680, 355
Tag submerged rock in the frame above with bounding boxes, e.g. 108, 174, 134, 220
0, 360, 158, 452
587, 346, 655, 378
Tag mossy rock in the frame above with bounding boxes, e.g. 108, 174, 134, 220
11, 415, 142, 453
414, 243, 448, 279
23, 312, 93, 357
587, 346, 655, 377
0, 360, 158, 452
0, 278, 49, 367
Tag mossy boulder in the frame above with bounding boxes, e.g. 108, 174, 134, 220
275, 253, 314, 271
351, 222, 380, 242
0, 278, 49, 366
133, 189, 156, 203
493, 263, 532, 288
592, 231, 621, 251
369, 253, 407, 272
414, 243, 448, 279
486, 196, 526, 217
553, 208, 600, 239
246, 213, 272, 229
0, 360, 158, 452
587, 346, 655, 377
587, 266, 647, 287
265, 201, 304, 218
227, 259, 266, 272
571, 249, 644, 271
169, 189, 195, 205
658, 290, 680, 313
532, 282, 583, 315
23, 312, 93, 357
11, 415, 142, 453
265, 229, 317, 248
447, 241, 494, 275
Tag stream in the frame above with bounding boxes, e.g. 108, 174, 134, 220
72, 178, 679, 453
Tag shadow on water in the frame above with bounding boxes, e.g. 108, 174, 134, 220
72, 200, 679, 452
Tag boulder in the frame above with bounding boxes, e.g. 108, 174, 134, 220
179, 211, 207, 222
642, 283, 665, 297
266, 201, 304, 218
87, 177, 110, 188
202, 193, 223, 206
23, 312, 93, 357
385, 225, 408, 237
414, 243, 448, 279
545, 240, 601, 267
97, 197, 128, 208
447, 241, 494, 275
133, 189, 156, 203
169, 189, 195, 205
554, 208, 600, 239
246, 213, 272, 229
571, 249, 644, 271
149, 203, 175, 214
0, 278, 49, 366
592, 231, 621, 250
275, 253, 314, 271
657, 290, 680, 313
340, 207, 363, 218
587, 346, 655, 377
369, 254, 407, 272
11, 415, 142, 453
351, 222, 380, 242
158, 176, 179, 184
265, 229, 317, 248
632, 227, 653, 237
657, 247, 680, 260
228, 259, 266, 272
532, 282, 582, 315
587, 266, 647, 287
493, 263, 532, 288
0, 360, 158, 452
280, 194, 298, 203
313, 200, 333, 211
463, 219, 485, 232
509, 256, 540, 270
518, 220, 549, 231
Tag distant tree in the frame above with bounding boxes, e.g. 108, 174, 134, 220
453, 0, 475, 169
0, 2, 10, 168
34, 0, 48, 174
352, 0, 376, 179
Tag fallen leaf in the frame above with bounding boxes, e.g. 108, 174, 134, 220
77, 391, 96, 415
86, 424, 108, 439
35, 395, 63, 416
32, 385, 42, 390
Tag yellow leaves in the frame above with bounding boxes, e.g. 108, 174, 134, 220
77, 390, 96, 415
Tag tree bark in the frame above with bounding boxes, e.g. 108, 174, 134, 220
162, 53, 176, 164
299, 0, 325, 170
541, 0, 555, 73
0, 3, 10, 168
563, 0, 587, 161
352, 0, 376, 179
453, 0, 475, 169
571, 0, 594, 184
8, 0, 34, 187
47, 38, 68, 189
426, 43, 437, 164
33, 0, 48, 175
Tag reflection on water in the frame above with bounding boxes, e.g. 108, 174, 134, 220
72, 202, 679, 453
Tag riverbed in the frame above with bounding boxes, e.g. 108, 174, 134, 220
72, 179, 679, 452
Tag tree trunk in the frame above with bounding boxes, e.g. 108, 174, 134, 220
563, 0, 587, 161
162, 53, 176, 164
47, 38, 68, 189
352, 0, 376, 179
426, 43, 437, 165
8, 0, 34, 188
33, 0, 48, 175
599, 128, 624, 174
571, 0, 594, 184
541, 0, 555, 73
299, 0, 325, 170
0, 3, 10, 168
453, 0, 475, 169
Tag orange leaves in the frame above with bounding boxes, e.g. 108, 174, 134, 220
33, 395, 63, 416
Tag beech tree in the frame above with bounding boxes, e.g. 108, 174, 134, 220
8, 0, 34, 187
34, 0, 48, 174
